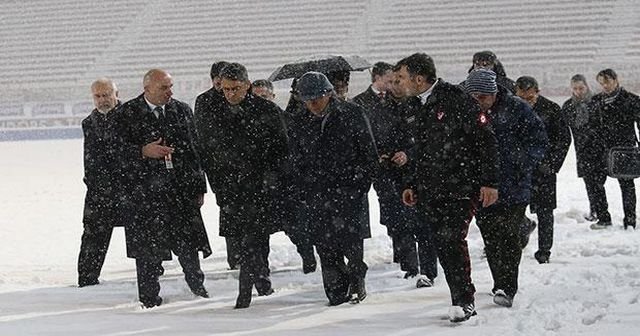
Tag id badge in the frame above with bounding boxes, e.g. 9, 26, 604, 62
164, 153, 174, 169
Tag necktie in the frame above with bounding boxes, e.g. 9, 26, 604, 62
154, 106, 164, 120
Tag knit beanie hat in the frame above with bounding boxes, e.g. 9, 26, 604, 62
465, 69, 498, 95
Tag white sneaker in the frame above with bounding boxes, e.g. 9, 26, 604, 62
448, 303, 476, 323
493, 289, 513, 307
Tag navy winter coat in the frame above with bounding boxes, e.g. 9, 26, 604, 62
485, 88, 548, 206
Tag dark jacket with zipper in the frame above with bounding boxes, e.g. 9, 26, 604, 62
403, 79, 499, 203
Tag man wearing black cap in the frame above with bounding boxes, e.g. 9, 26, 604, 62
287, 71, 378, 306
515, 76, 571, 264
466, 69, 547, 308
465, 50, 516, 94
395, 53, 499, 323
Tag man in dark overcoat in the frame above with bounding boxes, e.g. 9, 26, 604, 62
77, 78, 122, 287
355, 66, 438, 287
202, 63, 288, 308
561, 74, 598, 221
115, 69, 212, 308
194, 61, 243, 270
516, 76, 571, 263
288, 71, 378, 306
587, 68, 640, 230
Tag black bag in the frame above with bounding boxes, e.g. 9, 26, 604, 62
608, 146, 640, 179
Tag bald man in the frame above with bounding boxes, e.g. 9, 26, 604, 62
78, 78, 122, 287
115, 69, 212, 308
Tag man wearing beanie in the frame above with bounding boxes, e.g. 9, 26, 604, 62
466, 69, 547, 308
287, 71, 378, 306
396, 53, 500, 323
515, 76, 571, 264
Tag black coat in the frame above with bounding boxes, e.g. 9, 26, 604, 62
529, 95, 568, 210
589, 88, 640, 151
362, 95, 416, 233
115, 94, 212, 260
196, 92, 288, 237
587, 88, 640, 177
193, 87, 224, 190
484, 88, 547, 207
82, 105, 125, 227
288, 97, 378, 242
404, 79, 499, 203
352, 86, 385, 113
562, 93, 596, 177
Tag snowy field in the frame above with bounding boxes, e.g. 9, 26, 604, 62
0, 139, 639, 336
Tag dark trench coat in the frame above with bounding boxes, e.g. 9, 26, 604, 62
195, 92, 288, 238
530, 95, 571, 211
287, 97, 378, 244
82, 105, 125, 229
586, 87, 640, 177
115, 94, 212, 260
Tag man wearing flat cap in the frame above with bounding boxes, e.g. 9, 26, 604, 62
465, 69, 547, 309
287, 71, 378, 306
463, 50, 517, 94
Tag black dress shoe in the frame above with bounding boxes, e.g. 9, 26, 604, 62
328, 295, 350, 306
302, 260, 317, 274
534, 250, 550, 264
257, 287, 274, 296
191, 286, 210, 298
141, 296, 163, 308
234, 294, 251, 309
624, 218, 636, 230
78, 278, 99, 288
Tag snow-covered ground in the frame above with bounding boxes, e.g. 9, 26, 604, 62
0, 139, 638, 336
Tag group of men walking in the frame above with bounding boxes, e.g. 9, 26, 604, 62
76, 50, 639, 323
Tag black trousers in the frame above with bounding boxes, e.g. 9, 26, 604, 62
316, 235, 367, 305
225, 236, 242, 269
476, 204, 526, 298
237, 234, 272, 297
135, 250, 204, 305
77, 222, 114, 284
583, 178, 599, 215
418, 199, 476, 306
535, 208, 554, 255
585, 173, 637, 223
391, 216, 438, 279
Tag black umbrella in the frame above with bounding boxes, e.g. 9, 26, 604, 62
268, 54, 371, 82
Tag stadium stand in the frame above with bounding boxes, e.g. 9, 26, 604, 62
0, 0, 639, 139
